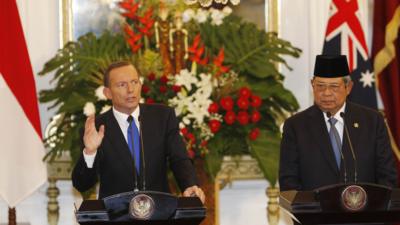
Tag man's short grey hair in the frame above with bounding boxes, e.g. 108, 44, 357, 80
342, 75, 352, 85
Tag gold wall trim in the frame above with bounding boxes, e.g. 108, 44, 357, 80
267, 0, 279, 33
217, 155, 264, 188
59, 0, 72, 47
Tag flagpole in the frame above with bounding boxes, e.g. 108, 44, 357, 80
8, 207, 16, 225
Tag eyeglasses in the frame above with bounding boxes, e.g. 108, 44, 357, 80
313, 82, 344, 92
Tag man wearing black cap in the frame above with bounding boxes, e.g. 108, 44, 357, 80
279, 55, 397, 191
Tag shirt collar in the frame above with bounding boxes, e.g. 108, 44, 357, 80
112, 106, 140, 125
323, 102, 346, 124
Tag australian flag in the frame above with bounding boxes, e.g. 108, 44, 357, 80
322, 0, 377, 109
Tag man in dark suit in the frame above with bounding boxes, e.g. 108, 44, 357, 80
279, 55, 398, 191
72, 61, 205, 202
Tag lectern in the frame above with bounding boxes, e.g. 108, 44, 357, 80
280, 183, 400, 224
75, 191, 206, 225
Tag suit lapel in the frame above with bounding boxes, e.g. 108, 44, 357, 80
343, 103, 361, 165
103, 110, 134, 173
307, 105, 340, 175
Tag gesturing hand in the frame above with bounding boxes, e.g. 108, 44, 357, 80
183, 185, 205, 204
83, 115, 105, 155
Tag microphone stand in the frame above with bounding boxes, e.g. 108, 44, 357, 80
340, 112, 358, 183
138, 116, 146, 191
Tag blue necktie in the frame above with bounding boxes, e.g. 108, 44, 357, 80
328, 117, 342, 168
127, 116, 140, 172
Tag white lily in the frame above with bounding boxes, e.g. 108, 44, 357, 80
175, 69, 198, 91
95, 86, 107, 100
83, 102, 96, 116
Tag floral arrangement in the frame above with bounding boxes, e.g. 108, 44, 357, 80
39, 0, 301, 186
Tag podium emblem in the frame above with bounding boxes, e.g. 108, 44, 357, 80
129, 194, 155, 220
341, 185, 367, 211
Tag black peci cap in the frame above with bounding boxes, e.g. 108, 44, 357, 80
313, 55, 350, 78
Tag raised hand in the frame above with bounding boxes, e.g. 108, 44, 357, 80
83, 115, 105, 155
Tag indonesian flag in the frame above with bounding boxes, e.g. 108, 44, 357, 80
0, 0, 47, 207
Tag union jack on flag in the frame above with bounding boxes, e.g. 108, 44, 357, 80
322, 0, 377, 109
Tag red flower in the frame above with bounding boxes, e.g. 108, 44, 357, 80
237, 97, 250, 110
142, 85, 150, 94
180, 127, 188, 136
188, 34, 201, 53
123, 24, 135, 37
249, 128, 260, 140
224, 111, 236, 125
147, 73, 156, 81
239, 87, 252, 98
200, 140, 208, 147
251, 110, 261, 123
208, 120, 221, 133
127, 41, 142, 53
187, 149, 195, 159
119, 0, 140, 20
160, 75, 168, 84
186, 132, 196, 142
146, 98, 155, 104
198, 56, 209, 65
208, 102, 219, 114
159, 85, 167, 93
137, 8, 155, 37
124, 25, 142, 53
237, 111, 249, 125
172, 85, 181, 93
251, 95, 262, 108
220, 96, 234, 111
188, 34, 208, 65
213, 48, 230, 75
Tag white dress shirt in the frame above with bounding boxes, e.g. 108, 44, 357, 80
322, 102, 346, 144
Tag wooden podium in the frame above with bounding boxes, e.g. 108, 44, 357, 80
75, 191, 206, 225
280, 183, 400, 224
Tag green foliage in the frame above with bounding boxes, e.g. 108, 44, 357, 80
187, 15, 301, 183
38, 31, 130, 162
248, 129, 281, 187
39, 6, 302, 188
197, 15, 301, 80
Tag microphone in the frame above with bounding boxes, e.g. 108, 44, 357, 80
340, 112, 358, 183
326, 112, 348, 183
138, 115, 146, 191
127, 116, 139, 192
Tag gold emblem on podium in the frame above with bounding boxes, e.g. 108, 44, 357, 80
341, 185, 367, 211
129, 194, 155, 220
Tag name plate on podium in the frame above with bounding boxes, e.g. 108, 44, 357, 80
280, 183, 400, 224
75, 191, 206, 224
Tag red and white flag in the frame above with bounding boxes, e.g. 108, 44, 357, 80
0, 0, 47, 207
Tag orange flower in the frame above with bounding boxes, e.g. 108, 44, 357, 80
124, 25, 142, 53
213, 48, 230, 75
119, 0, 140, 20
188, 34, 208, 65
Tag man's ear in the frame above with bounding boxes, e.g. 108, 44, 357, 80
346, 80, 354, 95
103, 87, 112, 100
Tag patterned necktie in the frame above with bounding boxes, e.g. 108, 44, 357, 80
127, 115, 140, 172
328, 117, 342, 168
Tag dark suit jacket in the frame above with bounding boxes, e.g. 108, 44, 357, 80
279, 102, 398, 191
72, 104, 198, 199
